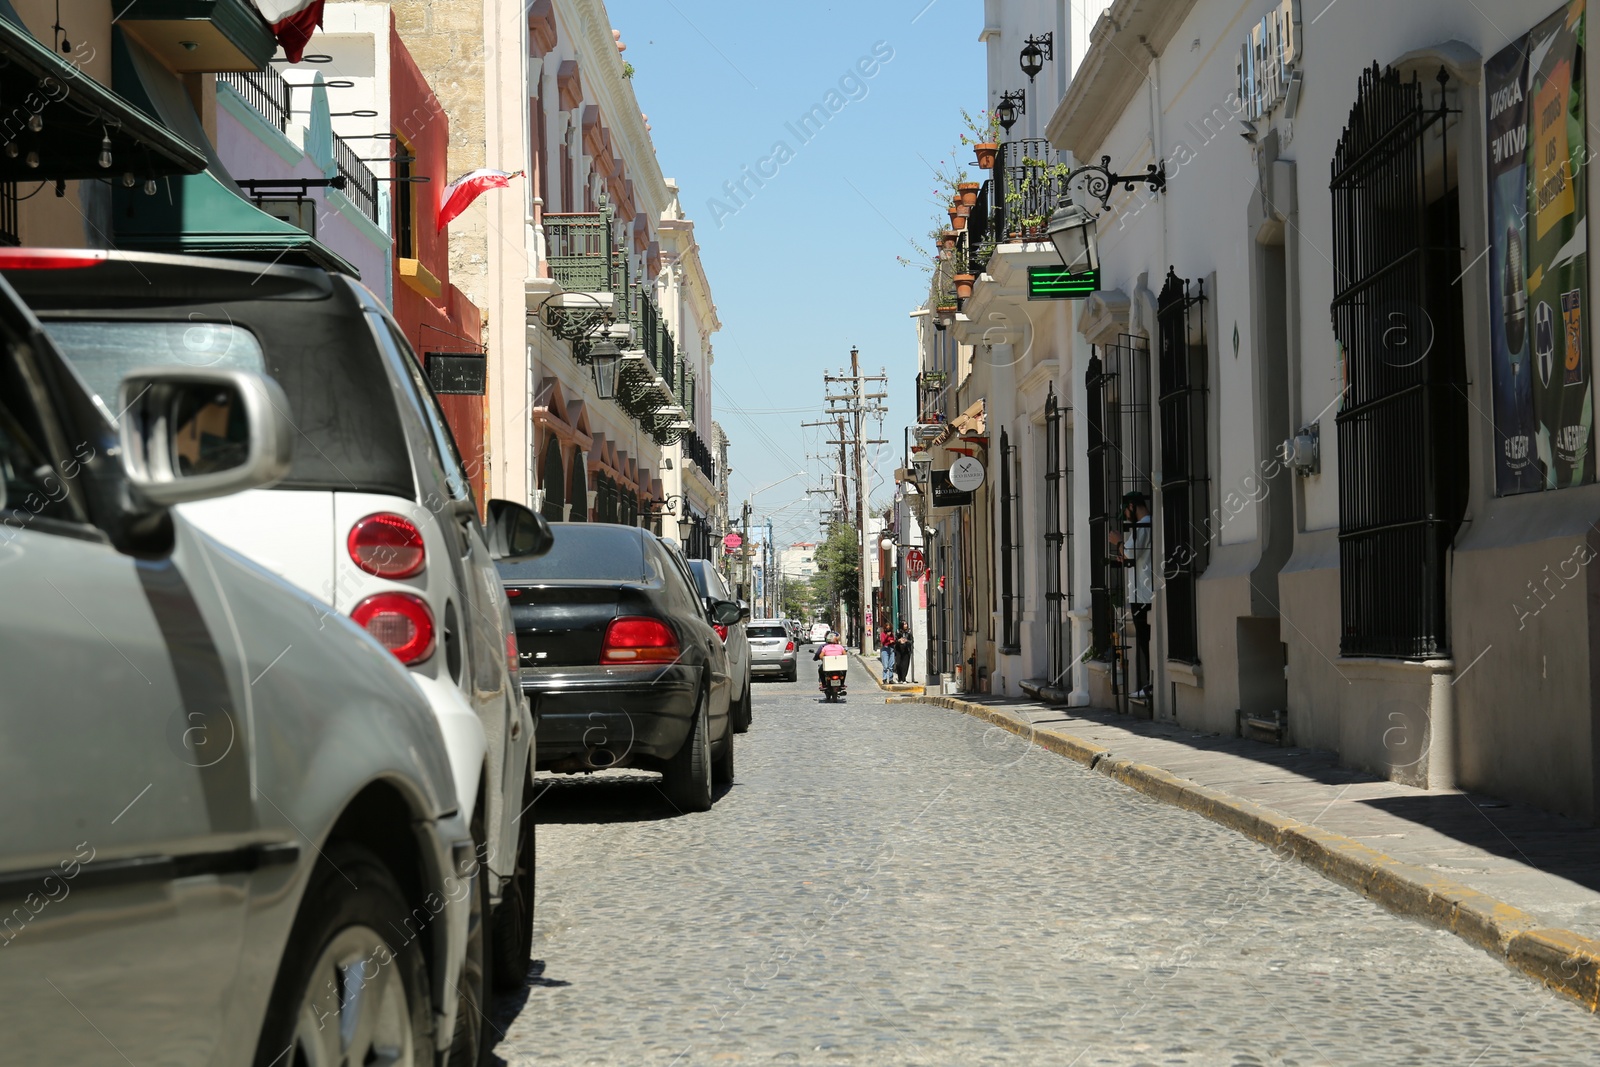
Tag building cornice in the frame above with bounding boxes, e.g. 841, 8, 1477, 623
1044, 0, 1199, 158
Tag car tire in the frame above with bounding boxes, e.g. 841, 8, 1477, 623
713, 724, 734, 786
784, 666, 797, 683
663, 692, 713, 813
253, 842, 436, 1067
731, 668, 752, 733
490, 778, 536, 992
448, 820, 492, 1067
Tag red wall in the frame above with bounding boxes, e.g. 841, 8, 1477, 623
388, 14, 488, 508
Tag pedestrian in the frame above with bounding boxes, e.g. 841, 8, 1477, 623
1108, 490, 1154, 699
894, 625, 913, 684
879, 625, 896, 679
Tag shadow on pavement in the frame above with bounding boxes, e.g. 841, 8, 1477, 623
533, 770, 734, 823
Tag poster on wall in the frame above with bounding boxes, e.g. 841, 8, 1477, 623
1488, 0, 1593, 494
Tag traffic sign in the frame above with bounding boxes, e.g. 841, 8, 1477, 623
906, 548, 927, 580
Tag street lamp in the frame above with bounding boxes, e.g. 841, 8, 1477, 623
588, 337, 622, 400
677, 515, 695, 543
995, 90, 1025, 134
1019, 33, 1053, 83
1046, 201, 1099, 274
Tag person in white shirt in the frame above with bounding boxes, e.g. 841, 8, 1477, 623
1107, 491, 1154, 699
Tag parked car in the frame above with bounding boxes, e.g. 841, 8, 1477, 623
748, 619, 798, 681
687, 557, 752, 732
0, 276, 476, 1064
3, 249, 554, 1041
500, 524, 740, 812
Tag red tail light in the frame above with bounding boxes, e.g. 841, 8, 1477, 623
785, 640, 795, 652
348, 513, 425, 578
601, 616, 680, 664
506, 631, 520, 674
352, 592, 435, 664
0, 248, 108, 269
713, 623, 729, 641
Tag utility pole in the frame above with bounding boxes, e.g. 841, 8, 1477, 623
740, 499, 752, 604
822, 347, 888, 650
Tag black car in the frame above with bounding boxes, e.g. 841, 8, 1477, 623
499, 524, 740, 812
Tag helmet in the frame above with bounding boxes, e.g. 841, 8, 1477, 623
826, 631, 840, 643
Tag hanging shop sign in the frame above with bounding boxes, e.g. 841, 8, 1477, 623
947, 454, 985, 492
1487, 0, 1592, 494
722, 533, 743, 550
1027, 266, 1099, 300
1236, 0, 1301, 122
930, 468, 974, 508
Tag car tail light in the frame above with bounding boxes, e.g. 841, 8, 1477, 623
348, 513, 425, 578
506, 631, 520, 674
785, 640, 795, 652
713, 623, 729, 641
601, 616, 680, 664
0, 248, 108, 269
352, 592, 435, 664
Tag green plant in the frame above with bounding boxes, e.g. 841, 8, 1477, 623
622, 61, 635, 79
959, 107, 1002, 146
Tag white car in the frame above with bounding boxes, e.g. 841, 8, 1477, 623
6, 249, 555, 1058
809, 621, 832, 643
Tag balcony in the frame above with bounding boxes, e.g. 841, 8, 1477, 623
959, 138, 1068, 277
682, 428, 716, 485
219, 66, 291, 133
117, 0, 278, 73
331, 133, 379, 226
544, 212, 615, 293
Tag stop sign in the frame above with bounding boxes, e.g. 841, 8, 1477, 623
906, 548, 926, 580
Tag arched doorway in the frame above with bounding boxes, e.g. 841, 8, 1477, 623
567, 449, 588, 522
540, 436, 565, 521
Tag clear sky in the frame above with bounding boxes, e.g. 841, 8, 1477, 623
608, 0, 984, 548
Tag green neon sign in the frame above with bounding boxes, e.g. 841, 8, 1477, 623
1027, 266, 1099, 300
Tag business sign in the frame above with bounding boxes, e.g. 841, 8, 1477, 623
1487, 0, 1592, 494
905, 548, 927, 580
947, 454, 985, 492
1027, 266, 1099, 300
722, 533, 743, 550
1236, 0, 1300, 121
930, 468, 973, 508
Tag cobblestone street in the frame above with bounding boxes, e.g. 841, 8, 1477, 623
491, 661, 1598, 1065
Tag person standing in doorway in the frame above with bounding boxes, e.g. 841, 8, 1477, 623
894, 625, 914, 684
879, 624, 896, 680
1108, 491, 1154, 699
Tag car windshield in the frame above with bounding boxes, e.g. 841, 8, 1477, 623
46, 321, 267, 403
497, 525, 655, 583
747, 625, 787, 639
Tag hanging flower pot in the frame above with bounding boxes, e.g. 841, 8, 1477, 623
940, 229, 957, 250
951, 210, 967, 232
957, 181, 980, 207
954, 273, 975, 300
946, 204, 960, 228
974, 143, 999, 169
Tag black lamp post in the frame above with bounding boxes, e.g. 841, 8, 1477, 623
1019, 33, 1053, 83
1041, 155, 1169, 272
588, 338, 622, 400
995, 90, 1025, 134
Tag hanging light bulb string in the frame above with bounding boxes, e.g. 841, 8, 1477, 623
53, 0, 70, 53
14, 182, 49, 201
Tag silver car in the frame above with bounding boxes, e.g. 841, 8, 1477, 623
0, 280, 478, 1065
687, 558, 752, 732
747, 618, 798, 681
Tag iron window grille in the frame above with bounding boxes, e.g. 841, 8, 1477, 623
1088, 336, 1154, 662
393, 141, 416, 259
1157, 269, 1209, 664
1330, 65, 1467, 658
999, 428, 1019, 652
1044, 383, 1072, 686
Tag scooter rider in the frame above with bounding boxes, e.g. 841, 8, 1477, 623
814, 630, 848, 688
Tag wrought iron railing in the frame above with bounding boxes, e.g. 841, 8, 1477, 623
219, 66, 291, 133
544, 211, 614, 292
1157, 269, 1209, 665
332, 133, 379, 225
683, 429, 715, 484
0, 183, 18, 247
989, 138, 1066, 244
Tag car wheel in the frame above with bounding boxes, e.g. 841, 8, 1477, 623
663, 692, 713, 813
785, 666, 797, 683
448, 822, 492, 1067
732, 668, 752, 733
490, 778, 536, 991
713, 725, 734, 786
253, 842, 435, 1067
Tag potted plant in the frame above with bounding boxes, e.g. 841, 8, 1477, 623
957, 181, 980, 207
960, 107, 1002, 169
951, 199, 968, 231
939, 229, 958, 251
954, 273, 976, 300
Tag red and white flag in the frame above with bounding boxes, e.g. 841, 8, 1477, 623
252, 0, 326, 63
437, 169, 523, 232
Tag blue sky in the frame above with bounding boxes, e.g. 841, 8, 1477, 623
609, 0, 984, 547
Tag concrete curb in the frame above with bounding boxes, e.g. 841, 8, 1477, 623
853, 653, 925, 695
900, 692, 1600, 1012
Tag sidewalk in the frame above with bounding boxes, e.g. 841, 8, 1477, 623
854, 651, 924, 694
893, 690, 1600, 1011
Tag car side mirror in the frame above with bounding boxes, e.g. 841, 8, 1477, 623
737, 599, 751, 622
710, 599, 743, 626
487, 499, 554, 561
118, 368, 292, 506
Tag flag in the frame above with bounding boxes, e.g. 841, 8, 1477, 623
252, 0, 326, 63
437, 169, 523, 232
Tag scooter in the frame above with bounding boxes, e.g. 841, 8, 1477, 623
820, 669, 848, 703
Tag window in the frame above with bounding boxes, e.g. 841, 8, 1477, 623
567, 449, 587, 521
382, 319, 468, 502
1157, 270, 1209, 664
1087, 336, 1152, 658
540, 437, 565, 521
1044, 384, 1070, 684
1331, 64, 1467, 657
0, 183, 18, 247
393, 133, 417, 260
497, 525, 650, 582
998, 427, 1019, 653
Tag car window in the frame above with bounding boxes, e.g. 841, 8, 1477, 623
652, 540, 704, 616
747, 625, 787, 639
688, 559, 727, 600
375, 317, 468, 502
0, 380, 86, 528
497, 526, 652, 582
41, 315, 413, 497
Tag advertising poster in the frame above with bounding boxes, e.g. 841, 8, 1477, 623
1489, 1, 1593, 493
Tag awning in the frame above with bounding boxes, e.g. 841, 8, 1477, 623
0, 0, 206, 180
110, 29, 356, 276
